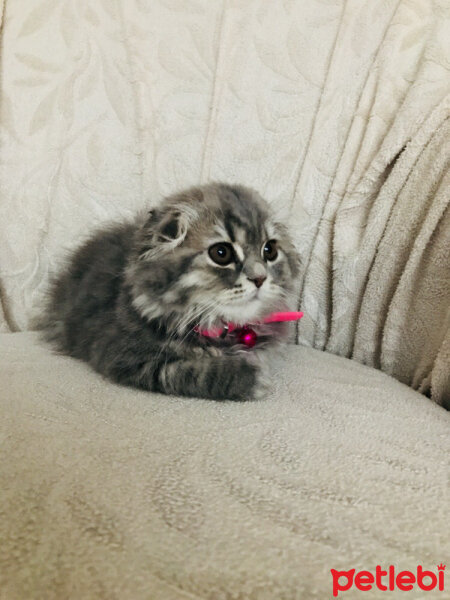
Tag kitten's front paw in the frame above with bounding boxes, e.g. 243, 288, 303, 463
192, 344, 223, 358
251, 369, 272, 400
233, 356, 271, 401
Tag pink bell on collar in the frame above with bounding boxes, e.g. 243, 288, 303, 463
236, 327, 257, 348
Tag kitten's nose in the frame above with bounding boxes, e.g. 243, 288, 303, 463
248, 276, 266, 289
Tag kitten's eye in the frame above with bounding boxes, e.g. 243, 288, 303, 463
208, 242, 234, 266
263, 240, 278, 261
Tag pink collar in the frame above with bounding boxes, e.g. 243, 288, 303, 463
194, 311, 303, 348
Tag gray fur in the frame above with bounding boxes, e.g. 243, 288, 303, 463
40, 183, 299, 400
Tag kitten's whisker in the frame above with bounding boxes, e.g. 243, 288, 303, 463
167, 299, 220, 355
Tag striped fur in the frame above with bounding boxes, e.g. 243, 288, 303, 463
41, 183, 299, 400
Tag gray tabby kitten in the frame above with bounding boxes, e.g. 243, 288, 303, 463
41, 183, 299, 400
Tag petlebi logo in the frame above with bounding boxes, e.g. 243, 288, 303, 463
330, 564, 445, 597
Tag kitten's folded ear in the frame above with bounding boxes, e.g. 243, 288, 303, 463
138, 204, 198, 260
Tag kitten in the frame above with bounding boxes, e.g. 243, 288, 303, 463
41, 183, 299, 400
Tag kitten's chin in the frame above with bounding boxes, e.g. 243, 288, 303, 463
219, 299, 274, 326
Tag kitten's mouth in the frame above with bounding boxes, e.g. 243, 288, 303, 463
238, 288, 263, 304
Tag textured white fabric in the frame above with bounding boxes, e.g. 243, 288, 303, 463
1, 332, 449, 600
0, 0, 449, 402
0, 3, 449, 597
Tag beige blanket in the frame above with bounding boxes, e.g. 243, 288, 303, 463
2, 332, 449, 600
0, 0, 449, 404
